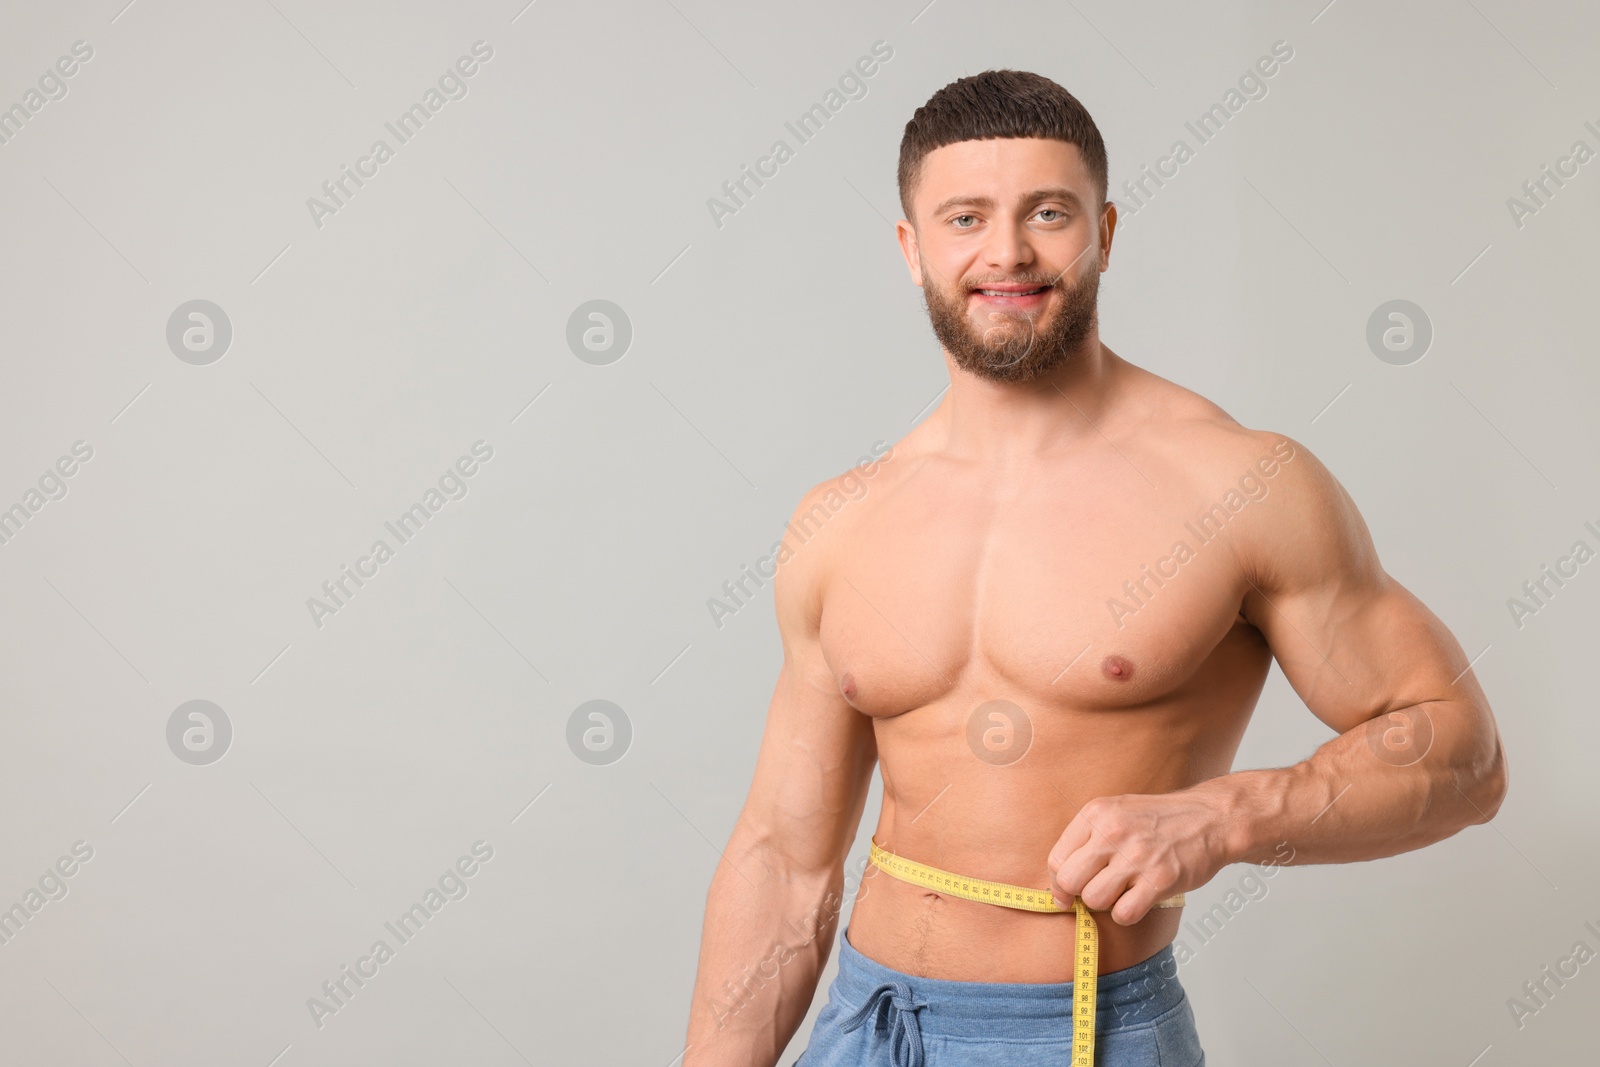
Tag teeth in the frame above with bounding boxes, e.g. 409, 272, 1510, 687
977, 287, 1045, 296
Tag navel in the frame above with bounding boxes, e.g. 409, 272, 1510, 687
1101, 654, 1135, 681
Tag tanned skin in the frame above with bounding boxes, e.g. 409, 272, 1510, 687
680, 135, 1507, 1067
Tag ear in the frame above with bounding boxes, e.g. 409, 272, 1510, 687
895, 219, 923, 287
1098, 201, 1118, 271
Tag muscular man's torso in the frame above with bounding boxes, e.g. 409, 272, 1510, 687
818, 360, 1281, 982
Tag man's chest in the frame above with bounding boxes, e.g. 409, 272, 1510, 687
815, 478, 1252, 719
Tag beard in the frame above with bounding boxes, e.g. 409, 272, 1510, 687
921, 249, 1101, 384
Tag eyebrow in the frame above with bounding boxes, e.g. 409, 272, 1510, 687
930, 187, 1085, 218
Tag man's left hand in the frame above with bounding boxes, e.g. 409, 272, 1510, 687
1046, 789, 1235, 925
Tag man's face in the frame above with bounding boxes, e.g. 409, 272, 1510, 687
896, 137, 1112, 383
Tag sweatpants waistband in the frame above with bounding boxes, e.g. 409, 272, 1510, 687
832, 924, 1187, 1039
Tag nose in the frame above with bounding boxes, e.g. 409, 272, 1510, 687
981, 218, 1034, 276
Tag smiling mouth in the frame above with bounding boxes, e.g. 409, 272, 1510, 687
972, 286, 1051, 297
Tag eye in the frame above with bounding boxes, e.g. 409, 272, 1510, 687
951, 214, 977, 228
1035, 208, 1067, 222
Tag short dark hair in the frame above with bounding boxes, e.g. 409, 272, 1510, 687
897, 69, 1108, 220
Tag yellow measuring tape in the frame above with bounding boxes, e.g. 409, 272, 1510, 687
868, 837, 1185, 1067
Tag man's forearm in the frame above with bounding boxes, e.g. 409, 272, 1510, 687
1199, 698, 1508, 868
682, 832, 845, 1067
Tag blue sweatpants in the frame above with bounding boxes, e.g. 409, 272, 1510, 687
794, 924, 1205, 1066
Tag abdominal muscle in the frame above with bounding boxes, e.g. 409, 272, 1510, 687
844, 713, 1203, 979
846, 844, 1182, 983
845, 816, 1183, 983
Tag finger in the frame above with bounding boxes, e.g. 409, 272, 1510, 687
1050, 851, 1093, 908
1048, 808, 1109, 891
1047, 814, 1093, 873
1051, 830, 1119, 906
1079, 858, 1136, 914
1049, 842, 1109, 908
1108, 880, 1161, 927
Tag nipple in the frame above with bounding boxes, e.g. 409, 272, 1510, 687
1101, 654, 1134, 680
840, 672, 858, 700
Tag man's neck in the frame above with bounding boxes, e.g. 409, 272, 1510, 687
930, 337, 1123, 465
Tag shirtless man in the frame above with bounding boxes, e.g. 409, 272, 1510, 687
682, 69, 1507, 1067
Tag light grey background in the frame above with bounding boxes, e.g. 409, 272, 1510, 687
0, 0, 1595, 1064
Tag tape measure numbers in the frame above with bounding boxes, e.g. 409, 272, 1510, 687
866, 837, 1185, 1067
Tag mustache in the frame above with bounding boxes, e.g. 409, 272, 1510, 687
965, 275, 1058, 289
964, 244, 1099, 290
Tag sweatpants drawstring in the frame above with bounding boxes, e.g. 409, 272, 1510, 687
838, 980, 930, 1067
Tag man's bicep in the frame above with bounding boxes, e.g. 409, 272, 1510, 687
1239, 436, 1471, 734
736, 491, 877, 874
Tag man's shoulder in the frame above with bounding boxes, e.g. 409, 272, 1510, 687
772, 438, 903, 621
1116, 365, 1295, 480
787, 437, 901, 535
1117, 366, 1346, 545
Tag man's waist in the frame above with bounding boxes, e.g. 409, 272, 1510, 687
866, 836, 1186, 914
